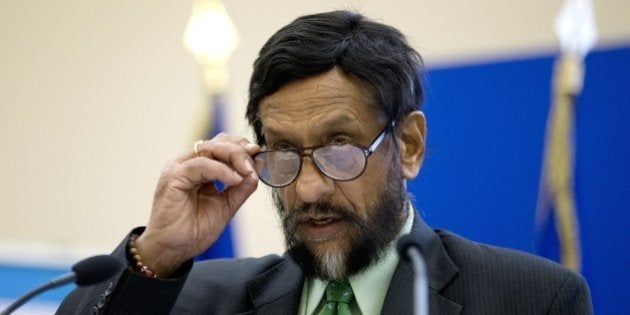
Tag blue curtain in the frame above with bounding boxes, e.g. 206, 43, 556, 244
408, 45, 630, 314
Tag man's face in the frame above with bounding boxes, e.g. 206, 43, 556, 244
259, 68, 408, 280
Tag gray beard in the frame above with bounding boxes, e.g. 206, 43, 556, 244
273, 165, 408, 280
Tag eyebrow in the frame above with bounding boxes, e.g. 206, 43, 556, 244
263, 113, 365, 143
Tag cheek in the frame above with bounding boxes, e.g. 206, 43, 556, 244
335, 180, 374, 219
349, 157, 392, 209
366, 154, 391, 183
279, 186, 297, 209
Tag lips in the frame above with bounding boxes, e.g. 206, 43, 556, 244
310, 217, 336, 225
297, 214, 344, 242
299, 213, 341, 224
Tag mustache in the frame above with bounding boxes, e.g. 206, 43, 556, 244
286, 201, 359, 220
281, 201, 364, 234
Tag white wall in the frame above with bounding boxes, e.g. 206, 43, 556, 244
1, 0, 629, 263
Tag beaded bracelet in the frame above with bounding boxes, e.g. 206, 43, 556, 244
128, 234, 157, 278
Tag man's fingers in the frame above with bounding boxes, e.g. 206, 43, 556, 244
221, 172, 259, 215
200, 141, 259, 177
175, 136, 261, 179
193, 164, 259, 222
185, 141, 259, 178
172, 157, 244, 191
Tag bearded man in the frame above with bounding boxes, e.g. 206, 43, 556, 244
57, 10, 592, 315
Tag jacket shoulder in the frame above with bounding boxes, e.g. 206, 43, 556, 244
436, 230, 592, 314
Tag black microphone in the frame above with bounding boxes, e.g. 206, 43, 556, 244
397, 234, 429, 315
0, 255, 123, 315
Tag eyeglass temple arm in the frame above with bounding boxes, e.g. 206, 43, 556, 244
366, 121, 395, 155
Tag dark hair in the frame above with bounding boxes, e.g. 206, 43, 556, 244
246, 10, 424, 145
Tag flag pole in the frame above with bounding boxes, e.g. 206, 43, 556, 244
536, 0, 597, 272
183, 0, 240, 259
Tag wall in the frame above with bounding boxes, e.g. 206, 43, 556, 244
1, 0, 629, 278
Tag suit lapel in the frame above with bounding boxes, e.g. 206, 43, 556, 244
245, 255, 304, 315
243, 213, 463, 315
381, 214, 462, 315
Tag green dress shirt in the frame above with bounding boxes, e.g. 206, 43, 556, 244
297, 204, 414, 315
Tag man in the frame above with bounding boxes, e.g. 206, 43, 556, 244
57, 10, 592, 314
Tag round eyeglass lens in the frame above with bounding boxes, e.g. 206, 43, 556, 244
254, 151, 301, 187
312, 144, 367, 180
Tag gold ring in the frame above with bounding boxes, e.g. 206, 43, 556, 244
193, 140, 204, 157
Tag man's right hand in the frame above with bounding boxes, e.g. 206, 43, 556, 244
133, 133, 261, 277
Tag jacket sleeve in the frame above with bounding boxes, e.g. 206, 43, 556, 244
55, 227, 193, 315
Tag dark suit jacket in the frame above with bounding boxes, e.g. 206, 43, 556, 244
56, 216, 593, 314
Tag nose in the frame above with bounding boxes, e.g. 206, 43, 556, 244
294, 158, 334, 203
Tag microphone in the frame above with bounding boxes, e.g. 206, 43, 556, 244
397, 234, 429, 315
0, 255, 123, 315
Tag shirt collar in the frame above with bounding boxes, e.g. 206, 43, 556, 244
300, 203, 415, 315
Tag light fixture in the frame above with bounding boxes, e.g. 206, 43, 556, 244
183, 0, 239, 93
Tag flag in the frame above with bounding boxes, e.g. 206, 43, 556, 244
194, 94, 236, 261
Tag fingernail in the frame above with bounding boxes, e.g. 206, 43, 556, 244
249, 159, 256, 171
233, 171, 243, 182
245, 160, 258, 180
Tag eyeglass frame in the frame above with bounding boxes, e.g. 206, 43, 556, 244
253, 121, 395, 188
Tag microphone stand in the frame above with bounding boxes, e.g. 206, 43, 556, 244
0, 273, 75, 315
407, 246, 429, 315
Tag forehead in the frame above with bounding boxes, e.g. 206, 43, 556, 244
259, 68, 381, 134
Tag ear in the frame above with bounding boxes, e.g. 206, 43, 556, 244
396, 111, 426, 180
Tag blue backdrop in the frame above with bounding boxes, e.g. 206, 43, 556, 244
2, 46, 628, 314
409, 45, 630, 314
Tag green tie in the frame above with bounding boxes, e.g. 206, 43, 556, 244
318, 280, 355, 315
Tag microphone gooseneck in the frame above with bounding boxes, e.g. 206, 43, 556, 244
0, 255, 122, 315
397, 234, 429, 315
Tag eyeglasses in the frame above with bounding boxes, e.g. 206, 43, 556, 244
253, 122, 393, 188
